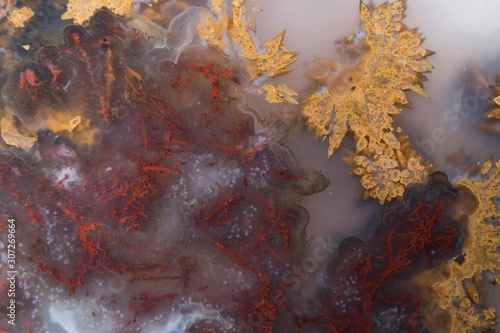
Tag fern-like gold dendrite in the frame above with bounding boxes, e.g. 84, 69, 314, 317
478, 75, 500, 132
302, 0, 433, 203
489, 76, 500, 120
61, 0, 135, 24
199, 0, 297, 79
262, 84, 298, 105
432, 159, 500, 333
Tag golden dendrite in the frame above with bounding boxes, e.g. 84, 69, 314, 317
302, 0, 433, 204
480, 75, 500, 132
61, 0, 136, 24
8, 6, 34, 28
197, 14, 230, 53
488, 76, 500, 120
199, 0, 297, 79
433, 159, 500, 333
262, 84, 298, 105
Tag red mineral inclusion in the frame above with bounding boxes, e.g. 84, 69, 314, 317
0, 9, 328, 332
307, 175, 469, 333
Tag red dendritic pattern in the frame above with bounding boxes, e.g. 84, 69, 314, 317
305, 175, 469, 333
0, 10, 327, 332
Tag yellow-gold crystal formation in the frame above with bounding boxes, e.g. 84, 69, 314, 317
432, 159, 500, 332
302, 0, 433, 204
